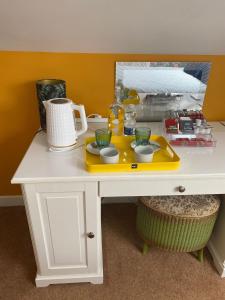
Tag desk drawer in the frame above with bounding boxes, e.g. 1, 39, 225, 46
99, 177, 225, 197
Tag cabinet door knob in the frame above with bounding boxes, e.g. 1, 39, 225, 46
178, 186, 186, 193
87, 232, 95, 239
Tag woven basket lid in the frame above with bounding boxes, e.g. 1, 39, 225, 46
139, 195, 220, 218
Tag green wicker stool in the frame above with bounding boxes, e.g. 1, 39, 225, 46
136, 195, 220, 262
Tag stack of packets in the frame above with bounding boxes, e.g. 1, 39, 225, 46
164, 110, 215, 147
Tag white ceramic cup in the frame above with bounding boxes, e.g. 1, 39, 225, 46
196, 119, 202, 126
134, 145, 154, 163
100, 147, 119, 164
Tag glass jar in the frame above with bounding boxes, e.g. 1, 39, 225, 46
108, 103, 124, 136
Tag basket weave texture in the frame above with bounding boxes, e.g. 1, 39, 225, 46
136, 195, 220, 252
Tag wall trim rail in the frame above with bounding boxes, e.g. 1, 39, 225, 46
0, 195, 24, 206
0, 195, 138, 207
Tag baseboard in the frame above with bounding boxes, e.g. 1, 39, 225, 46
101, 197, 138, 204
35, 271, 103, 287
207, 241, 225, 277
0, 195, 24, 207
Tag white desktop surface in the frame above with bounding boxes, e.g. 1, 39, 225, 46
12, 122, 225, 184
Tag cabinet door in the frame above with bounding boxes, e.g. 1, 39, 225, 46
23, 182, 100, 276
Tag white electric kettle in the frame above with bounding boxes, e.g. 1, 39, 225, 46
43, 98, 88, 150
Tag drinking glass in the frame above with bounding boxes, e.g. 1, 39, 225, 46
135, 127, 151, 146
95, 129, 112, 148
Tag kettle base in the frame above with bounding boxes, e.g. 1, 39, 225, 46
49, 144, 76, 152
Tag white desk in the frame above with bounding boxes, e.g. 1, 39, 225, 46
12, 122, 225, 287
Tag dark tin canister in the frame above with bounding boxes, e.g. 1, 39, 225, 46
36, 79, 66, 130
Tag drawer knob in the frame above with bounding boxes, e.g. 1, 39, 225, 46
87, 232, 95, 239
178, 186, 186, 193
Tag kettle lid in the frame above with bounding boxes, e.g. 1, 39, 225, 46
49, 98, 70, 105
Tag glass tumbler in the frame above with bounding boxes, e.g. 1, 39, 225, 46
135, 127, 151, 146
95, 129, 112, 148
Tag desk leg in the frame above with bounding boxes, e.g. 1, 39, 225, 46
208, 196, 225, 277
88, 188, 103, 284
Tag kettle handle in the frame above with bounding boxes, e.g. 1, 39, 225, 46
72, 103, 88, 137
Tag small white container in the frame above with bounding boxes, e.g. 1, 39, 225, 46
134, 145, 154, 163
196, 119, 202, 126
199, 127, 206, 134
100, 147, 119, 164
194, 127, 200, 134
205, 127, 212, 134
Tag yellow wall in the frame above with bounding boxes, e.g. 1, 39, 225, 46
1, 51, 225, 195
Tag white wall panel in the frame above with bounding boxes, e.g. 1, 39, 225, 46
0, 0, 225, 54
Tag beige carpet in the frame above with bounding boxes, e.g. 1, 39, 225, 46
0, 204, 225, 300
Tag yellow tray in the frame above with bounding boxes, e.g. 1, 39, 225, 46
85, 135, 180, 172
